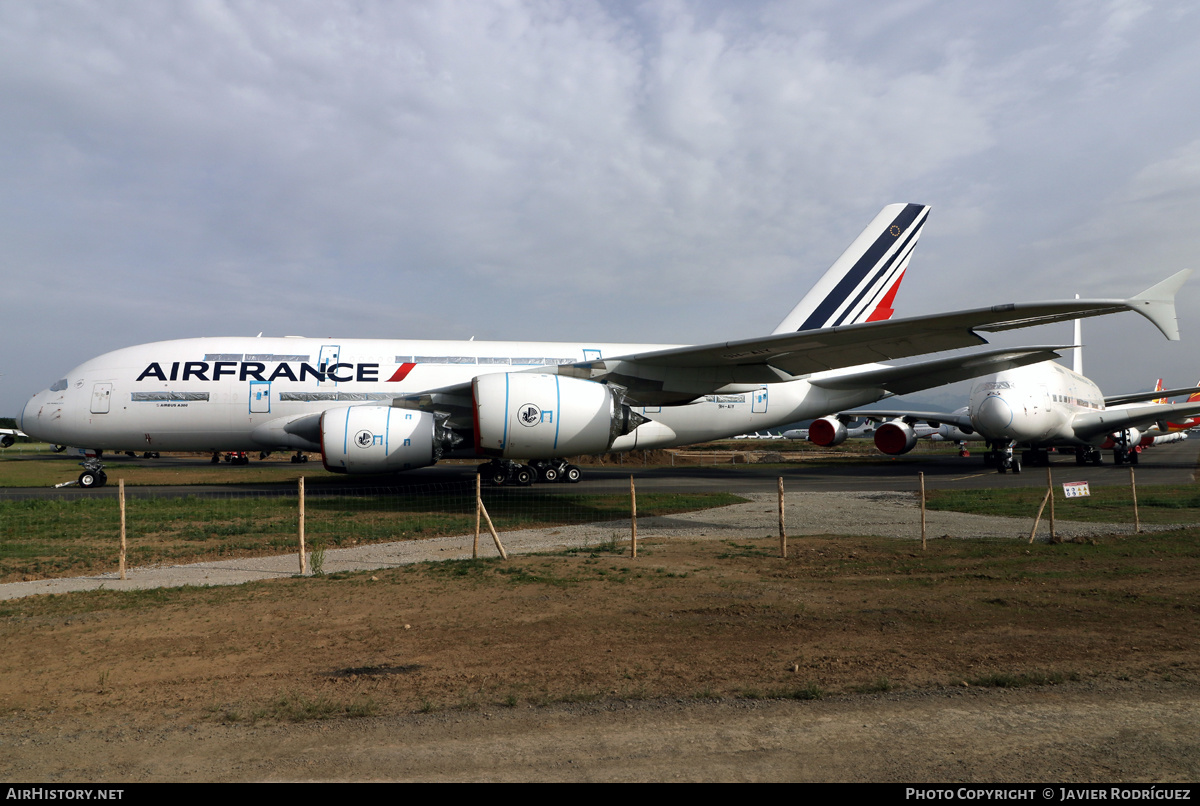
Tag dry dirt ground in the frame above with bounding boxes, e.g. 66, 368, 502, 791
1, 493, 1198, 782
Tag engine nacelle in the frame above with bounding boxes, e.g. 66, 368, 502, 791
320, 406, 450, 474
1102, 427, 1142, 450
874, 421, 918, 455
473, 373, 647, 459
807, 416, 848, 447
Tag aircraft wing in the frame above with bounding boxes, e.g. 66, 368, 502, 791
548, 271, 1189, 405
1104, 386, 1200, 406
807, 345, 1067, 397
0, 428, 26, 448
831, 409, 976, 430
1070, 401, 1200, 442
393, 270, 1189, 413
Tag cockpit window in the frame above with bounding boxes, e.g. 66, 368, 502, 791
49, 379, 68, 392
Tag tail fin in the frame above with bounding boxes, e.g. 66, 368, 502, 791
1189, 380, 1200, 403
773, 203, 931, 334
1153, 379, 1166, 405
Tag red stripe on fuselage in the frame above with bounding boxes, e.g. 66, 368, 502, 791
387, 363, 416, 382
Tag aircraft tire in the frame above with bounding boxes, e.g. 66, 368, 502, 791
1012, 459, 1021, 474
564, 465, 582, 483
79, 471, 99, 488
514, 466, 535, 486
541, 466, 560, 483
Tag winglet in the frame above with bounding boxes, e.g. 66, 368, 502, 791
1128, 269, 1191, 341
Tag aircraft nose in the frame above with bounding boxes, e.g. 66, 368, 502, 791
20, 388, 61, 444
974, 394, 1013, 435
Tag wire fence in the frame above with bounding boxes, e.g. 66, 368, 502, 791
0, 479, 741, 582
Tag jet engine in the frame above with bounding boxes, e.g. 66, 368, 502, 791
473, 373, 647, 459
320, 406, 456, 474
1102, 427, 1142, 450
874, 421, 919, 455
807, 416, 848, 447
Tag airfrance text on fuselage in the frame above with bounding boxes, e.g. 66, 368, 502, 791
136, 362, 381, 384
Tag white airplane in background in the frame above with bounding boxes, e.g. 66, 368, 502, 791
828, 315, 1200, 473
19, 203, 1191, 488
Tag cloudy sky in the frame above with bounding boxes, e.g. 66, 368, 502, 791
3, 0, 1200, 416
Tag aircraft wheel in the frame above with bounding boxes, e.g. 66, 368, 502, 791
488, 468, 508, 487
79, 471, 99, 488
564, 465, 582, 483
541, 466, 560, 483
1012, 459, 1021, 474
211, 453, 220, 464
514, 466, 535, 486
1130, 450, 1139, 465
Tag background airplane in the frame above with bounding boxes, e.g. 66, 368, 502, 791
827, 316, 1200, 472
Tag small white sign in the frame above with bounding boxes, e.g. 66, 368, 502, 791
1062, 481, 1091, 498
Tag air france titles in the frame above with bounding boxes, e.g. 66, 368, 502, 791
136, 361, 380, 384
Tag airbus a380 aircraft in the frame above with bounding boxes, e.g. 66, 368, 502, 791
826, 313, 1200, 473
18, 204, 1191, 487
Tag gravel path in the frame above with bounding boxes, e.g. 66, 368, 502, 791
0, 491, 1162, 600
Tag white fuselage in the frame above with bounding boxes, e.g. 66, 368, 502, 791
968, 362, 1105, 447
20, 336, 891, 455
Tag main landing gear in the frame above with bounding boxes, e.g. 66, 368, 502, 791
479, 458, 583, 486
1075, 446, 1103, 466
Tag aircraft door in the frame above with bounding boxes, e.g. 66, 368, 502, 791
90, 383, 112, 414
249, 381, 271, 414
752, 387, 768, 414
318, 344, 341, 387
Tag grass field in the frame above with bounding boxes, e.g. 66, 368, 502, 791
926, 483, 1200, 525
0, 489, 745, 582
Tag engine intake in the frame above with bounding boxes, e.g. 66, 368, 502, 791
874, 421, 918, 455
807, 416, 848, 447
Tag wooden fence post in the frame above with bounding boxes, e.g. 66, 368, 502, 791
119, 479, 127, 580
630, 476, 638, 558
298, 476, 307, 575
778, 477, 787, 558
474, 474, 481, 558
919, 472, 926, 551
1131, 466, 1140, 534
